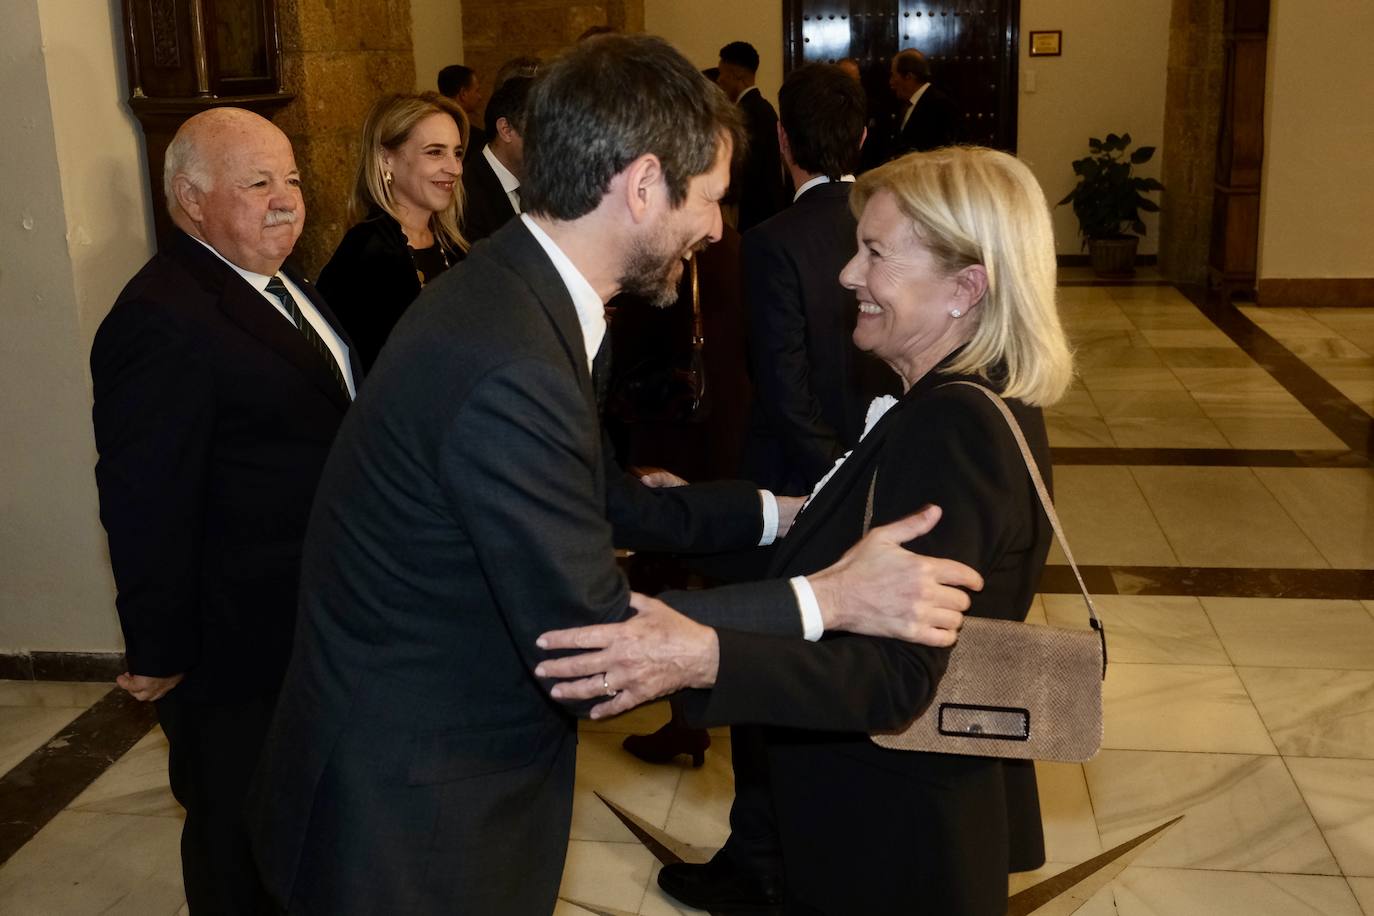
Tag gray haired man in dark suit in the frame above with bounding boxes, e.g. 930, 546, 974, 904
250, 35, 979, 915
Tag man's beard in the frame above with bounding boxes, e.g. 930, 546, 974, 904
617, 223, 706, 308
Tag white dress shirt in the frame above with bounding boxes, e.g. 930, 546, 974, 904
899, 82, 933, 132
516, 216, 818, 631
190, 235, 356, 398
792, 173, 856, 203
485, 144, 523, 215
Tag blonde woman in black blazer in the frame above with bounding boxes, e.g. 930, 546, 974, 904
542, 146, 1075, 915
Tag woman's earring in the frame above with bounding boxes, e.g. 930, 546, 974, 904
950, 308, 963, 318
384, 170, 394, 186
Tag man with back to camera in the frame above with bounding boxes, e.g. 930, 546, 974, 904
90, 107, 356, 914
248, 36, 979, 915
460, 74, 532, 243
437, 63, 485, 151
716, 40, 786, 231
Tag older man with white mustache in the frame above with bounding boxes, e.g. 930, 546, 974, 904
90, 107, 357, 913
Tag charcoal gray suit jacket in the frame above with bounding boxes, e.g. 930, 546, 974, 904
249, 218, 804, 915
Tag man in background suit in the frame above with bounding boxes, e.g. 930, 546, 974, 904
250, 35, 979, 915
90, 108, 356, 914
717, 40, 786, 231
889, 47, 961, 156
460, 75, 532, 243
437, 63, 485, 151
741, 63, 900, 498
677, 63, 903, 911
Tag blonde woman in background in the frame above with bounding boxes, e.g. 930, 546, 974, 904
318, 93, 469, 374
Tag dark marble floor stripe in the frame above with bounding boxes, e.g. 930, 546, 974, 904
1041, 564, 1374, 600
1038, 565, 1119, 596
1058, 278, 1173, 288
0, 689, 157, 866
1051, 447, 1368, 468
1181, 285, 1374, 460
0, 652, 127, 682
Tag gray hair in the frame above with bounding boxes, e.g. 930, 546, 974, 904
162, 124, 212, 214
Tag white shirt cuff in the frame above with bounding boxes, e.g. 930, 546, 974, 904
758, 490, 779, 546
790, 576, 824, 641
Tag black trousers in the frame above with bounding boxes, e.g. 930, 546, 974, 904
157, 690, 278, 915
719, 724, 783, 877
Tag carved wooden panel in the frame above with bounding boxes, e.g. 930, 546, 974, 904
1209, 0, 1269, 299
784, 0, 1019, 152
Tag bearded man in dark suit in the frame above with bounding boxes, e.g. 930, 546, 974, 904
91, 107, 357, 914
249, 35, 979, 916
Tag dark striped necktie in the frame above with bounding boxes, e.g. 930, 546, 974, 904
264, 275, 350, 400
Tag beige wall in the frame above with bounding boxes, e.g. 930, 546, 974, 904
1017, 0, 1171, 255
1259, 0, 1374, 280
411, 0, 465, 91
0, 0, 153, 654
645, 0, 784, 106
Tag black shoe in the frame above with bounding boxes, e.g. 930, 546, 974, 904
657, 854, 783, 911
622, 720, 710, 767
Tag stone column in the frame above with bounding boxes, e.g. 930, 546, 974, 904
277, 0, 419, 278
462, 1, 645, 124
1159, 0, 1226, 285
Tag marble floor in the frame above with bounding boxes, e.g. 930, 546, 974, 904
3, 283, 1374, 914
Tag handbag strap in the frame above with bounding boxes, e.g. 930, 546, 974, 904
861, 381, 1106, 674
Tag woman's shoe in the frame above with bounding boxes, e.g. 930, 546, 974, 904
622, 720, 710, 767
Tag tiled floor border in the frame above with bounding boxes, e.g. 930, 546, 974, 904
1051, 447, 1368, 468
0, 689, 157, 866
1181, 285, 1374, 460
1040, 564, 1374, 600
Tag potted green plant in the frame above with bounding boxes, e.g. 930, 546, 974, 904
1057, 133, 1164, 277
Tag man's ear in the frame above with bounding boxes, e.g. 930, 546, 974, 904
496, 116, 518, 144
620, 152, 663, 224
777, 122, 792, 168
172, 175, 204, 223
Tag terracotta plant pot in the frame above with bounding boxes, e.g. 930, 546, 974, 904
1088, 237, 1139, 277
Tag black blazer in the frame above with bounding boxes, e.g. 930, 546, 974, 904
736, 87, 786, 232
683, 365, 1051, 915
317, 212, 458, 374
893, 84, 961, 156
460, 146, 519, 243
249, 219, 807, 915
90, 230, 355, 705
739, 181, 900, 495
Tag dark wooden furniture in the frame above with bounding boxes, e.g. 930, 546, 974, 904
783, 0, 1019, 152
1209, 0, 1269, 301
120, 0, 293, 242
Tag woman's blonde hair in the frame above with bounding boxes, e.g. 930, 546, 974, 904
350, 93, 469, 255
851, 146, 1073, 406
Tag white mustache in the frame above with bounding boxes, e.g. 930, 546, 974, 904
263, 209, 297, 227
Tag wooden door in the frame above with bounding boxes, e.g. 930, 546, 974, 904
784, 0, 1019, 152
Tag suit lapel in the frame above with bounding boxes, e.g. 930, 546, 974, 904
767, 397, 908, 575
169, 232, 351, 412
485, 220, 598, 413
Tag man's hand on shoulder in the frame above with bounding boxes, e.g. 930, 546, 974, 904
116, 671, 185, 702
807, 504, 983, 646
534, 592, 719, 719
